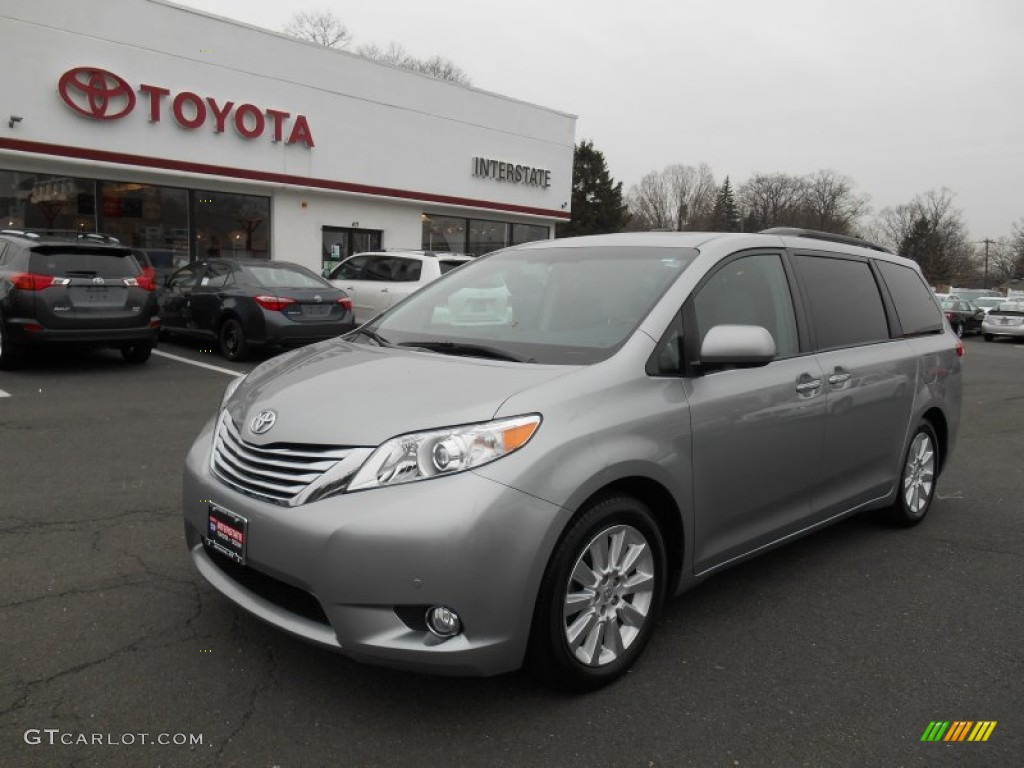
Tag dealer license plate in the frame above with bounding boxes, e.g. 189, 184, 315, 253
205, 504, 247, 564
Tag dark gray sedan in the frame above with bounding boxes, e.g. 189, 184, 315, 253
158, 259, 355, 360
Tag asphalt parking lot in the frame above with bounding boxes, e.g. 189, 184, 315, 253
1, 335, 1021, 767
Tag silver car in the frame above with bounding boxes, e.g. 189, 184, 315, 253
183, 229, 962, 690
981, 301, 1024, 341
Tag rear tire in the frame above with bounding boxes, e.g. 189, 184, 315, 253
0, 319, 26, 370
121, 342, 153, 364
877, 422, 939, 527
528, 494, 666, 692
953, 321, 964, 338
218, 318, 248, 361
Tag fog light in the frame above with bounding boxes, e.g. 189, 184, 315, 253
425, 605, 462, 638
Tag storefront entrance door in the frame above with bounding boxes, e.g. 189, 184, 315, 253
321, 226, 382, 276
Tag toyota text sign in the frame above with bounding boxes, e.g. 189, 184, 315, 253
57, 66, 314, 148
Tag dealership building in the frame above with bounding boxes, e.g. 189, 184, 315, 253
0, 0, 575, 276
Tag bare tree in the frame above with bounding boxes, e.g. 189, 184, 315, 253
996, 220, 1024, 283
737, 173, 806, 231
357, 42, 471, 85
626, 163, 716, 231
284, 9, 352, 48
801, 169, 870, 234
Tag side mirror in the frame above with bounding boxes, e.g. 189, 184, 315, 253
700, 324, 776, 367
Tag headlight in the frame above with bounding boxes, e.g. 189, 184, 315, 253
220, 375, 244, 408
347, 414, 541, 491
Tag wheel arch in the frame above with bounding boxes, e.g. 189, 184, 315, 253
556, 475, 686, 602
921, 406, 949, 475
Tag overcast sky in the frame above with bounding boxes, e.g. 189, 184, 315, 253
172, 0, 1023, 240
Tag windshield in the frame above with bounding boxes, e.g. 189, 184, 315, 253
364, 244, 697, 365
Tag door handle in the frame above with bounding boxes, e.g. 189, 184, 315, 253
795, 376, 822, 394
828, 368, 852, 386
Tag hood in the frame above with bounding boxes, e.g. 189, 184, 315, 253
226, 339, 573, 446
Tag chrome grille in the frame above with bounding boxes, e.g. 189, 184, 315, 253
211, 411, 353, 504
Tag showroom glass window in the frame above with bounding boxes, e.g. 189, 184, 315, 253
422, 215, 466, 253
794, 254, 890, 350
192, 191, 270, 260
468, 219, 508, 255
511, 223, 550, 246
98, 181, 190, 275
0, 170, 97, 232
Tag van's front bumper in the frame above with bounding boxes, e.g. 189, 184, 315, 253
182, 417, 568, 676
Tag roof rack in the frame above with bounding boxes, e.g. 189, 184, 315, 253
759, 227, 892, 254
0, 228, 122, 244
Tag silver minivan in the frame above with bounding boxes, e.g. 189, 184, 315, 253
182, 229, 962, 690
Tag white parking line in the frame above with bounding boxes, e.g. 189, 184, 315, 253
153, 349, 244, 377
0, 389, 10, 398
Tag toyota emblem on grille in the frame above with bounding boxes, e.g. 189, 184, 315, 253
92, 277, 105, 285
314, 295, 322, 303
250, 410, 277, 435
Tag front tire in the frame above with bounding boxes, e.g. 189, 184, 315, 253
218, 318, 248, 361
877, 422, 939, 527
528, 494, 666, 692
953, 321, 965, 338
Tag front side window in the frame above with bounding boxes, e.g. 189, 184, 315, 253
330, 255, 371, 280
200, 262, 235, 289
794, 254, 890, 350
167, 265, 199, 290
692, 253, 799, 358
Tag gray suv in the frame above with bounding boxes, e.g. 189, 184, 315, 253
182, 229, 962, 690
0, 230, 159, 368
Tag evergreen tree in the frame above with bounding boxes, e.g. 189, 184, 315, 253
899, 216, 945, 281
557, 140, 629, 237
710, 176, 740, 232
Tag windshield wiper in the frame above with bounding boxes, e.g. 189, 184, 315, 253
397, 341, 531, 363
346, 327, 392, 346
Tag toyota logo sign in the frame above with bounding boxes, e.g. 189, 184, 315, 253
54, 66, 315, 147
250, 410, 277, 435
58, 67, 136, 120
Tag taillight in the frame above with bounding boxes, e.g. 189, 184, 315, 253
11, 273, 65, 291
254, 295, 295, 311
338, 297, 353, 311
945, 312, 954, 321
123, 276, 155, 291
956, 339, 964, 357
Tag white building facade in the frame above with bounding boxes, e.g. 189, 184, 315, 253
0, 0, 575, 276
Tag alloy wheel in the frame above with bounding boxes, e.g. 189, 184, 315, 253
562, 524, 655, 667
902, 431, 936, 516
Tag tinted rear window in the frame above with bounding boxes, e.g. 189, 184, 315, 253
440, 259, 469, 275
29, 247, 140, 278
240, 264, 329, 289
877, 261, 944, 335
